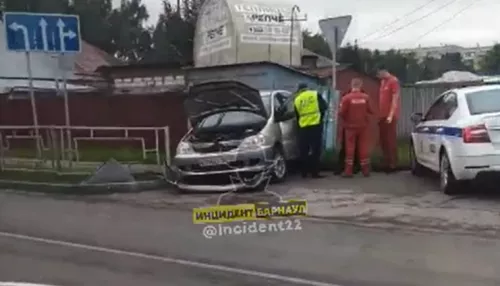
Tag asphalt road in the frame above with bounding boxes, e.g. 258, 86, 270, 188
1, 192, 500, 286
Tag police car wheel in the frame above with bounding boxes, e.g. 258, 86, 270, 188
410, 141, 425, 176
271, 147, 287, 183
439, 152, 461, 195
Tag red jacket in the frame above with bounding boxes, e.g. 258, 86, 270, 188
339, 90, 374, 128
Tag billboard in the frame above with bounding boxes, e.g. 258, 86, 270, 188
193, 0, 303, 67
233, 3, 300, 46
197, 0, 232, 57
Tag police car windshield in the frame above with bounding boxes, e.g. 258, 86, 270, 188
466, 88, 500, 115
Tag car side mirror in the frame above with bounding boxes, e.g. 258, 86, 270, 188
275, 110, 294, 122
411, 112, 423, 123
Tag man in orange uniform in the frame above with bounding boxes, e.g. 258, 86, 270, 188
339, 78, 374, 177
376, 65, 400, 173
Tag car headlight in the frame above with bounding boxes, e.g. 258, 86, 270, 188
238, 134, 270, 151
176, 142, 194, 155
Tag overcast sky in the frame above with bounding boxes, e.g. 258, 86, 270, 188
119, 0, 500, 50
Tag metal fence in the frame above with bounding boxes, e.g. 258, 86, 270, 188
0, 125, 171, 174
397, 86, 449, 138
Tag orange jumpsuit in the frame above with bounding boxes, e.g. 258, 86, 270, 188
378, 76, 400, 169
339, 90, 374, 176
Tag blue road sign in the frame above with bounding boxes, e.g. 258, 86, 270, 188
3, 12, 81, 53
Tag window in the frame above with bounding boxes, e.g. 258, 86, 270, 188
465, 88, 500, 115
261, 95, 272, 115
424, 94, 448, 121
273, 93, 284, 112
273, 92, 293, 113
425, 92, 458, 121
442, 92, 458, 118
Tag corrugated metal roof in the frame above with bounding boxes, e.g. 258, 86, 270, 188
74, 42, 123, 75
416, 71, 483, 85
301, 49, 333, 68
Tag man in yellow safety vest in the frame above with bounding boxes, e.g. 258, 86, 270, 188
293, 83, 328, 178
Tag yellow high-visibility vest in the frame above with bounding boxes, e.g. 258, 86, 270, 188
294, 90, 321, 128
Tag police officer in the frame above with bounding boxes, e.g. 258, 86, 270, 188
294, 83, 328, 178
338, 78, 374, 177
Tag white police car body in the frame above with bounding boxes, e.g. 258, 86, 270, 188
410, 84, 500, 194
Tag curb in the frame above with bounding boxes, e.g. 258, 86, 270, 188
0, 179, 169, 195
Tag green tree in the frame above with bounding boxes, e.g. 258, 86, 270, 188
68, 0, 114, 53
479, 44, 500, 75
337, 42, 362, 71
143, 0, 204, 64
438, 52, 470, 74
107, 0, 152, 61
302, 30, 331, 59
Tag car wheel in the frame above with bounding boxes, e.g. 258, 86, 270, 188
271, 147, 287, 183
439, 152, 461, 195
410, 141, 425, 176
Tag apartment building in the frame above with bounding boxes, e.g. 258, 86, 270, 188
397, 44, 492, 69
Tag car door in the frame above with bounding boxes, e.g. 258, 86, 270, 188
419, 93, 456, 171
274, 91, 299, 159
417, 94, 447, 169
427, 92, 459, 169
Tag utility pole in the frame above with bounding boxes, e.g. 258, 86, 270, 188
279, 6, 307, 67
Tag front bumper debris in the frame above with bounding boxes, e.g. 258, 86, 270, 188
164, 146, 276, 192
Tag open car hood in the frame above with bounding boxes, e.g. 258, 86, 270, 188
185, 80, 268, 127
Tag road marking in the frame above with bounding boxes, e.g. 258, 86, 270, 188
0, 231, 342, 286
0, 283, 58, 286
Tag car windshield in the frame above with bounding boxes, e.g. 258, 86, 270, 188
466, 88, 500, 115
197, 110, 266, 128
261, 94, 272, 115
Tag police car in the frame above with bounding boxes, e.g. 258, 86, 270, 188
410, 84, 500, 194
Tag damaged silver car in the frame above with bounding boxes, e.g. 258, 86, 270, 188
165, 80, 299, 192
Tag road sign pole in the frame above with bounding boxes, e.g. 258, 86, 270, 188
331, 27, 338, 92
25, 51, 42, 160
5, 12, 82, 164
319, 15, 352, 151
279, 8, 307, 66
59, 54, 73, 167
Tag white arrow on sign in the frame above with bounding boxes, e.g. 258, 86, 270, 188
319, 15, 352, 51
8, 22, 30, 50
57, 18, 77, 52
39, 18, 49, 51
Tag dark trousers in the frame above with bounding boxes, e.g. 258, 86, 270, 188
298, 125, 323, 176
336, 129, 361, 174
378, 119, 398, 169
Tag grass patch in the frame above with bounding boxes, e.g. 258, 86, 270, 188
4, 146, 163, 164
0, 170, 163, 184
0, 170, 88, 183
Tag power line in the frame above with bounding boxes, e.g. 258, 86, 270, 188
412, 0, 483, 43
360, 0, 460, 44
361, 0, 440, 41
